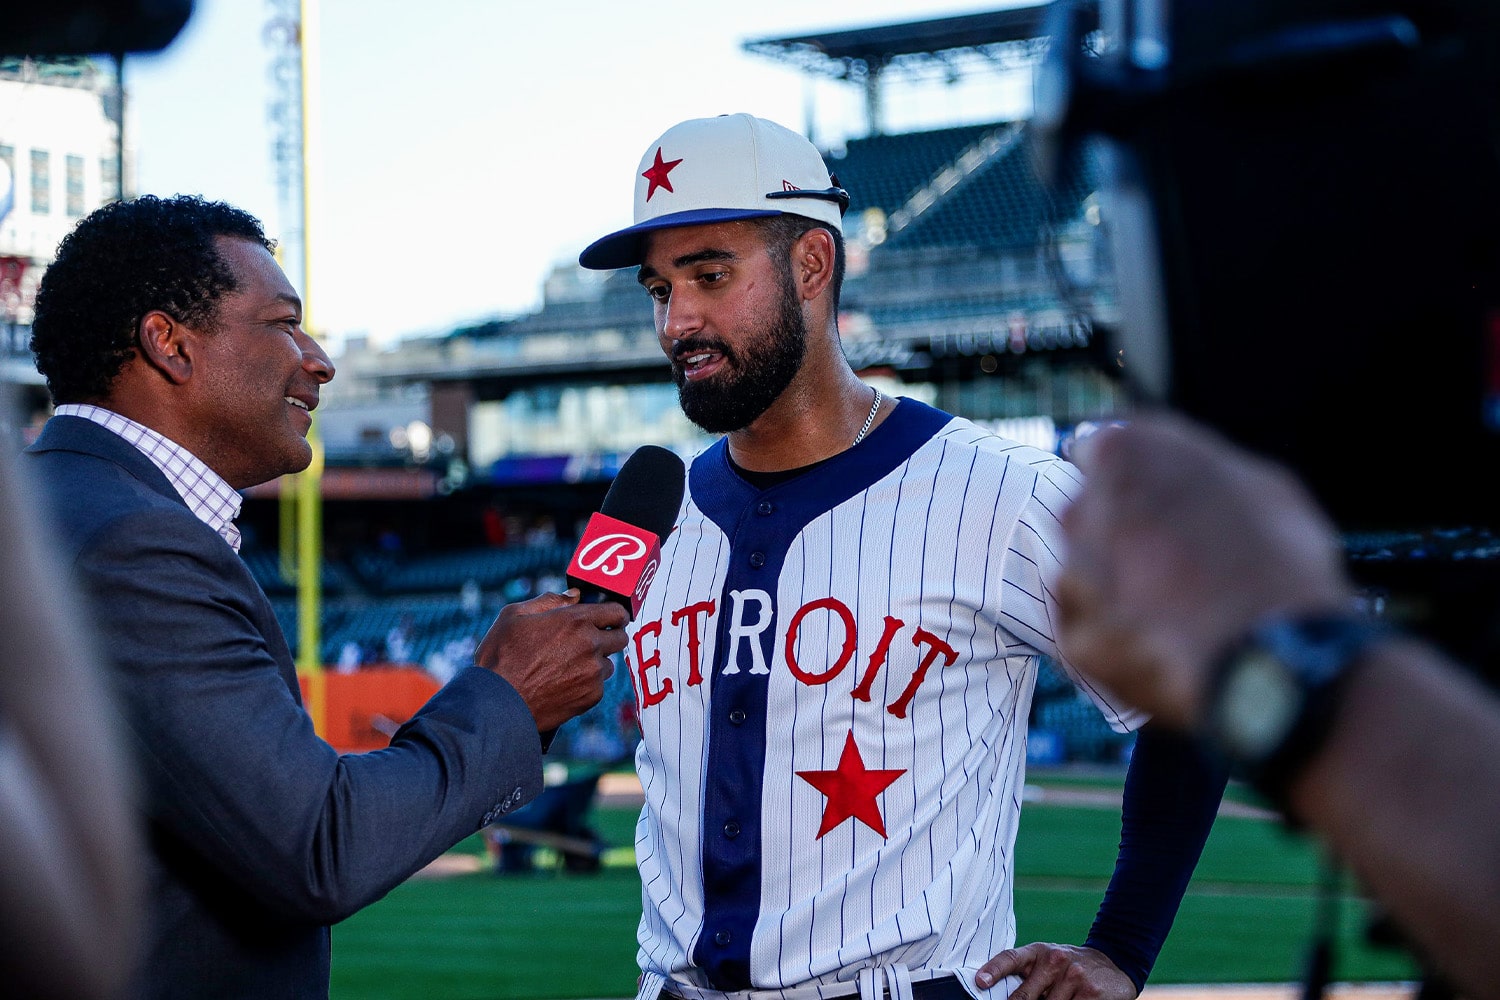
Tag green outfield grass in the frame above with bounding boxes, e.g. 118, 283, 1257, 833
328, 773, 1421, 1000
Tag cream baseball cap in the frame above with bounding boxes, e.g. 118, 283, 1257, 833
578, 113, 848, 270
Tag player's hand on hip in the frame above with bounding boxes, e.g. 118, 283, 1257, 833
474, 589, 628, 732
973, 942, 1137, 1000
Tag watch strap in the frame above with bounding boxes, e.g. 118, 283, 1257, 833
1205, 613, 1387, 814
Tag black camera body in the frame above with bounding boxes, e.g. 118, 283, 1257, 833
1043, 0, 1500, 668
2, 1, 192, 56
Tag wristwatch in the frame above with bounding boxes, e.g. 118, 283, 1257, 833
1203, 614, 1387, 812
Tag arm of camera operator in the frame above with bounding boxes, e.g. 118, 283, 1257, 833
1055, 413, 1500, 1000
1295, 636, 1500, 997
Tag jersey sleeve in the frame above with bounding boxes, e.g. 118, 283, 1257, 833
1085, 724, 1229, 990
998, 452, 1148, 733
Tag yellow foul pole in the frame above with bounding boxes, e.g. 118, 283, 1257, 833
295, 0, 326, 735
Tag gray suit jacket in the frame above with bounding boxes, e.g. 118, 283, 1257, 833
24, 415, 543, 999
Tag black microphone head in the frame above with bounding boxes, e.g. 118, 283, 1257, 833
600, 445, 685, 540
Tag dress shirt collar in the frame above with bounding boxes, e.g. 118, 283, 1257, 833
53, 404, 243, 552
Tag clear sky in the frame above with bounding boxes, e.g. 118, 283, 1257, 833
123, 0, 1033, 352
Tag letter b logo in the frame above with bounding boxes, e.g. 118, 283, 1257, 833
576, 533, 649, 578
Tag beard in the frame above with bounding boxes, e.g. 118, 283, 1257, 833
672, 274, 807, 434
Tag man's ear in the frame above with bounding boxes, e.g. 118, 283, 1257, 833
136, 311, 194, 385
793, 228, 835, 302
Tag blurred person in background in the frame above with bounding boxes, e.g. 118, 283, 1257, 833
0, 441, 142, 999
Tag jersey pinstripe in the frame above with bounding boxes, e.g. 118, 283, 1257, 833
626, 398, 1144, 999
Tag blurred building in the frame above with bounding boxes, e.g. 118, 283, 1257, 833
0, 55, 123, 438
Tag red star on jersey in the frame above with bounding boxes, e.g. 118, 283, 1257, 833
641, 147, 683, 201
796, 730, 906, 839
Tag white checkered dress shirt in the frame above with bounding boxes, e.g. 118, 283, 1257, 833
54, 404, 243, 552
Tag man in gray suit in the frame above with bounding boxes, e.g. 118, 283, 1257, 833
22, 194, 628, 999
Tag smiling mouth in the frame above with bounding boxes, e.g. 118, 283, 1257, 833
674, 347, 727, 381
285, 396, 311, 412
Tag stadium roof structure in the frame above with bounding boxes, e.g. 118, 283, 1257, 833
743, 4, 1097, 133
744, 6, 1058, 73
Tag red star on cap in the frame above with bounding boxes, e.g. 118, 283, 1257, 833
641, 147, 683, 201
796, 730, 906, 839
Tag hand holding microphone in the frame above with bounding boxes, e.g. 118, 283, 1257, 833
476, 445, 685, 738
474, 590, 627, 733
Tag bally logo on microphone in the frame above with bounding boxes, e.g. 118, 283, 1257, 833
567, 512, 663, 618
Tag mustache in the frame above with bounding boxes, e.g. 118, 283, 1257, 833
670, 338, 735, 365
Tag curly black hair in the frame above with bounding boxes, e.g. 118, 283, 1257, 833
30, 194, 276, 403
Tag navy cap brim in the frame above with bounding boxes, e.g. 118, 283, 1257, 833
578, 207, 782, 270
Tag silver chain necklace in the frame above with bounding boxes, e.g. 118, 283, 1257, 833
852, 387, 883, 447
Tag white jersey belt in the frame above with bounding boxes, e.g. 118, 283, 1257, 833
644, 963, 969, 1000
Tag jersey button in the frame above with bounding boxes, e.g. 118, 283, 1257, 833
714, 930, 732, 946
749, 551, 766, 568
756, 500, 774, 516
728, 710, 746, 725
723, 820, 741, 838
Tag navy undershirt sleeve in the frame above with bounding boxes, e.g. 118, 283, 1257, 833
1083, 723, 1230, 992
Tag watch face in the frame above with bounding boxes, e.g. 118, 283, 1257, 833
1220, 650, 1301, 760
1210, 615, 1383, 788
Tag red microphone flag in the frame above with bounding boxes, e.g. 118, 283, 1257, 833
565, 512, 664, 619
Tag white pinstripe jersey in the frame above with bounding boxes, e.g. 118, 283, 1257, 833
626, 398, 1144, 999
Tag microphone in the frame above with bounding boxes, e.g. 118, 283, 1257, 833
566, 444, 685, 620
539, 446, 683, 755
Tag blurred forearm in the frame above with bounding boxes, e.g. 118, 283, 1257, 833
1287, 640, 1500, 1000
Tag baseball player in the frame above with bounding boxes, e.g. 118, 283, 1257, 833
578, 114, 1227, 1000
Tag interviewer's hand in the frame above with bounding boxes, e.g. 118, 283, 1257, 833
975, 942, 1136, 1000
1056, 414, 1354, 729
474, 590, 628, 732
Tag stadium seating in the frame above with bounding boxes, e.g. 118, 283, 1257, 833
830, 122, 1002, 218
827, 122, 1098, 253
247, 538, 577, 666
372, 540, 573, 594
240, 549, 356, 595
886, 130, 1098, 251
1034, 695, 1135, 764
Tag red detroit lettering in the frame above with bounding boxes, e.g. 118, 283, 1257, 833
627, 595, 957, 718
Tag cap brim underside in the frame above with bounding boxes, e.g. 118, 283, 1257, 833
578, 207, 784, 270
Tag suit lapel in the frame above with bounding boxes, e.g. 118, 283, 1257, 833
29, 415, 305, 698
28, 415, 184, 507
